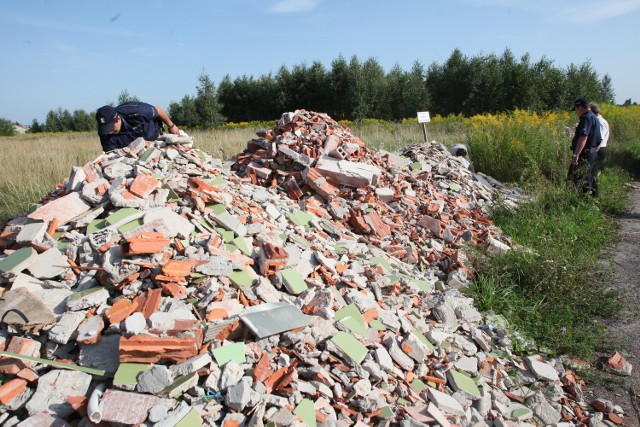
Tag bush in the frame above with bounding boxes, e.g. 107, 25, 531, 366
466, 110, 571, 184
0, 118, 16, 136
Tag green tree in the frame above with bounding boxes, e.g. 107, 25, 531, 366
169, 95, 199, 128
195, 73, 225, 129
118, 89, 140, 104
29, 118, 43, 133
44, 110, 61, 132
328, 55, 350, 120
71, 109, 95, 131
0, 118, 16, 136
599, 74, 615, 104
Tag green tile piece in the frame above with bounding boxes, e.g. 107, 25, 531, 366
222, 230, 235, 243
66, 287, 104, 302
411, 328, 436, 352
113, 363, 150, 387
331, 331, 368, 364
449, 182, 462, 193
105, 208, 140, 225
280, 269, 308, 295
411, 279, 432, 293
208, 176, 229, 186
139, 147, 158, 162
279, 234, 289, 242
512, 407, 533, 420
334, 304, 367, 335
448, 369, 480, 398
86, 219, 107, 235
294, 399, 316, 427
52, 231, 64, 241
410, 161, 422, 171
233, 237, 252, 256
287, 210, 314, 228
163, 184, 180, 202
212, 342, 246, 366
370, 319, 386, 331
225, 243, 238, 253
0, 247, 36, 273
198, 219, 215, 233
211, 204, 228, 215
229, 270, 254, 288
379, 406, 394, 419
369, 257, 392, 273
411, 379, 426, 393
57, 240, 72, 252
397, 397, 409, 405
161, 372, 198, 398
118, 218, 144, 234
291, 234, 312, 249
175, 407, 203, 427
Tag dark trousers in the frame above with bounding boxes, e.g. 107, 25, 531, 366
567, 149, 598, 196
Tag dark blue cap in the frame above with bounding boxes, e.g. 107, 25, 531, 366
95, 105, 118, 134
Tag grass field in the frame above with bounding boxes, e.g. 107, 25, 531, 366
2, 107, 640, 358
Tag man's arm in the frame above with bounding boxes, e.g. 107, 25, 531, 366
572, 135, 588, 165
154, 105, 181, 135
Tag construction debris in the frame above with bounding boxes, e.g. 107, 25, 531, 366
0, 112, 622, 426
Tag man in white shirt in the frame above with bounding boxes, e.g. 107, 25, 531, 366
589, 102, 609, 197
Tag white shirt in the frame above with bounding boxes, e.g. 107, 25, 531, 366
597, 115, 610, 148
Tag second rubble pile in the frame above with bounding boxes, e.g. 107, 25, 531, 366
0, 119, 620, 426
232, 110, 520, 289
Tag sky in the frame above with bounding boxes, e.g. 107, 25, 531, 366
1, 0, 639, 124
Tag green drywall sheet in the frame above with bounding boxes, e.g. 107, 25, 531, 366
280, 268, 308, 295
113, 363, 150, 386
229, 270, 254, 288
411, 328, 436, 353
369, 257, 392, 273
118, 219, 144, 234
287, 210, 314, 228
334, 304, 366, 335
105, 208, 139, 225
86, 219, 107, 235
212, 342, 246, 366
449, 369, 480, 398
331, 331, 368, 364
294, 399, 316, 427
0, 247, 36, 273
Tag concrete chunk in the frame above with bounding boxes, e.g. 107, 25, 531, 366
315, 155, 381, 188
26, 248, 69, 279
26, 370, 92, 417
48, 310, 86, 344
137, 364, 176, 394
144, 207, 195, 239
27, 192, 91, 225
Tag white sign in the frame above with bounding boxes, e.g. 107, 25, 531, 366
417, 111, 431, 123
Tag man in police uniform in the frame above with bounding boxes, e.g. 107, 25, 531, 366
95, 102, 181, 152
568, 98, 601, 196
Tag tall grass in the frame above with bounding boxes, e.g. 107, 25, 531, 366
0, 132, 101, 221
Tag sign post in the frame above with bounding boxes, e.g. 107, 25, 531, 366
417, 111, 430, 143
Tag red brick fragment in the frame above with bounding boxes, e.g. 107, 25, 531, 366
0, 378, 27, 404
119, 336, 198, 363
129, 173, 160, 198
105, 298, 138, 324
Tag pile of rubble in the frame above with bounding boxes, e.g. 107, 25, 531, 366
0, 111, 624, 426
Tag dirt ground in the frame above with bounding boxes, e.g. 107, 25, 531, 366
582, 182, 640, 426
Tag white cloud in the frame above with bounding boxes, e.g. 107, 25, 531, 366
455, 0, 640, 23
269, 0, 320, 13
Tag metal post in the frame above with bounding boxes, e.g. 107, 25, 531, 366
422, 123, 427, 143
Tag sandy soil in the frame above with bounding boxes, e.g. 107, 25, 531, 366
582, 182, 640, 426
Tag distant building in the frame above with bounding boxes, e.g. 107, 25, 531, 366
13, 124, 30, 134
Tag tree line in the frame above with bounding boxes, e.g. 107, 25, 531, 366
22, 48, 617, 134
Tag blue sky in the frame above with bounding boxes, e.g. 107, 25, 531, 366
1, 0, 639, 124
